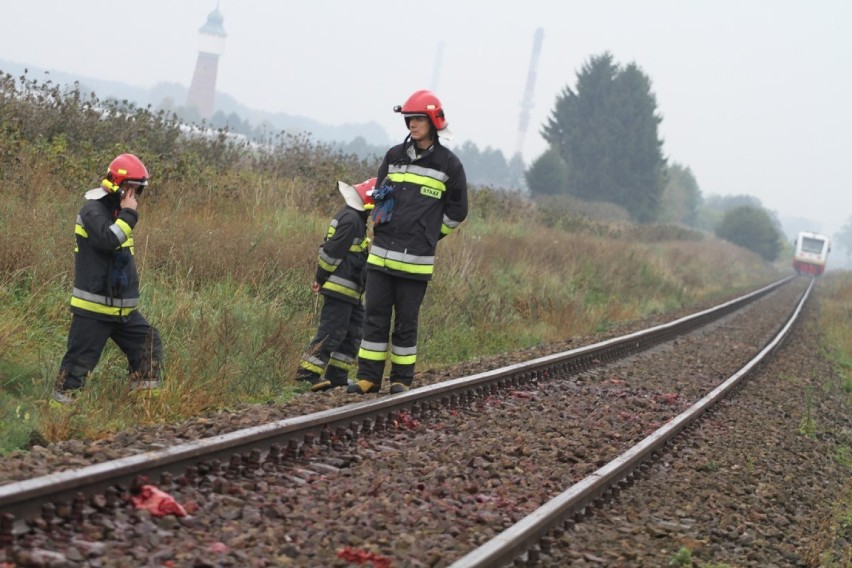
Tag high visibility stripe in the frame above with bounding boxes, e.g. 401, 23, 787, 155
392, 345, 417, 356
112, 219, 132, 243
358, 347, 387, 362
299, 359, 325, 375
303, 354, 325, 366
327, 358, 354, 372
388, 163, 449, 186
76, 224, 134, 250
321, 279, 360, 299
326, 219, 367, 246
358, 339, 388, 362
442, 214, 460, 229
327, 274, 359, 288
329, 352, 355, 372
319, 249, 342, 267
329, 352, 356, 365
361, 340, 387, 352
367, 245, 434, 275
70, 296, 136, 316
387, 171, 446, 192
369, 246, 434, 265
368, 254, 434, 275
390, 353, 417, 365
390, 343, 417, 366
72, 287, 138, 308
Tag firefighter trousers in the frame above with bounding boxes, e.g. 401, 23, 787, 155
357, 270, 428, 384
296, 295, 365, 385
57, 311, 163, 391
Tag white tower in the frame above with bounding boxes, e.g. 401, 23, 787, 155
187, 4, 226, 119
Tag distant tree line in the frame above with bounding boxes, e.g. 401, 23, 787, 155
162, 101, 530, 192
523, 51, 785, 261
165, 57, 789, 262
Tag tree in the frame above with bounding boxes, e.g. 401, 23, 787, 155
541, 53, 666, 223
659, 162, 702, 226
525, 147, 569, 197
453, 141, 521, 190
715, 206, 782, 261
834, 217, 852, 264
696, 194, 763, 233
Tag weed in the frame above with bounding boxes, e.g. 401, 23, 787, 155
668, 546, 693, 566
834, 445, 852, 468
799, 386, 817, 438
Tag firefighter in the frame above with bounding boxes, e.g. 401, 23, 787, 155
295, 178, 376, 391
52, 153, 163, 404
348, 90, 468, 395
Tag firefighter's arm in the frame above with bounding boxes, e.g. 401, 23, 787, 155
315, 214, 356, 283
80, 204, 138, 252
440, 158, 468, 239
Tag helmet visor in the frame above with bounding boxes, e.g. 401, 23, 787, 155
123, 179, 148, 196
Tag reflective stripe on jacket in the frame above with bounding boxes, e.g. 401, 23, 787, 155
368, 140, 467, 281
70, 195, 140, 320
315, 206, 369, 304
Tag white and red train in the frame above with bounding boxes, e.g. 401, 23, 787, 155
792, 231, 831, 276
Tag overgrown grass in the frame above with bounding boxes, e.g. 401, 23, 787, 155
0, 70, 783, 451
818, 273, 852, 405
805, 272, 852, 566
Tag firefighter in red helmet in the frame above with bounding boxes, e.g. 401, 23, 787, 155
295, 178, 376, 392
348, 90, 468, 395
51, 153, 163, 404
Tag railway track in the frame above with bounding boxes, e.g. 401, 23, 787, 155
3, 274, 843, 567
449, 277, 814, 567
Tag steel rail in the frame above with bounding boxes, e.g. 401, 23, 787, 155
0, 276, 794, 522
448, 277, 814, 568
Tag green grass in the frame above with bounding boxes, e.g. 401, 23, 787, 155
806, 273, 852, 565
0, 75, 784, 450
668, 546, 693, 566
0, 177, 783, 450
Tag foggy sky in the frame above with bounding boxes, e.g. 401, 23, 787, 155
2, 0, 850, 235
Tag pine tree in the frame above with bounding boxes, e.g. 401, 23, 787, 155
542, 53, 666, 223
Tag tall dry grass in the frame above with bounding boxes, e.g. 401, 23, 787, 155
0, 72, 783, 449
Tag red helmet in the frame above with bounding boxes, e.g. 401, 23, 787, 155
354, 178, 377, 210
338, 178, 376, 211
394, 90, 448, 131
104, 153, 149, 194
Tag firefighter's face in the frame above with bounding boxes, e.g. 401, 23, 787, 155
408, 116, 433, 147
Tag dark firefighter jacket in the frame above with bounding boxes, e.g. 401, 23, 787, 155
316, 206, 369, 304
368, 140, 468, 281
70, 194, 140, 321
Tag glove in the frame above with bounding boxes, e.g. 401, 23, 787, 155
370, 185, 395, 225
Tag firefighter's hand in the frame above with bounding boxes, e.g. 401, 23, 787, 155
121, 188, 138, 211
311, 281, 321, 294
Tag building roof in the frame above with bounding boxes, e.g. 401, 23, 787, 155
199, 7, 227, 37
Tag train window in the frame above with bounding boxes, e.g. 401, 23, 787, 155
802, 237, 825, 254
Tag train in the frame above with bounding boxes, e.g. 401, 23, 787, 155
792, 231, 831, 276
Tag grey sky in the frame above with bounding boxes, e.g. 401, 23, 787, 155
1, 1, 850, 235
